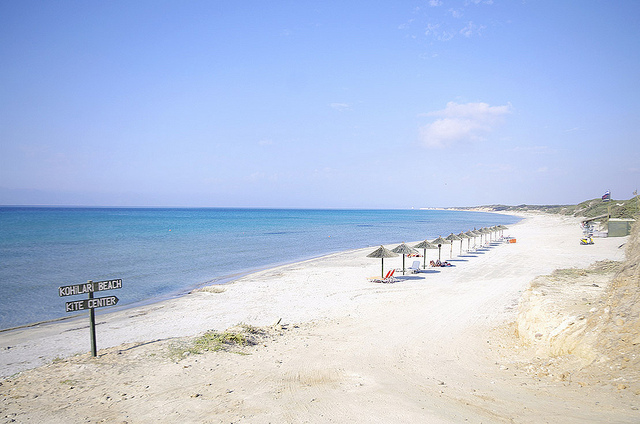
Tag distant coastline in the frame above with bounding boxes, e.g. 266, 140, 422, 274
429, 196, 639, 220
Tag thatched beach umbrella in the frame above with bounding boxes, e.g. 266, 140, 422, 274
485, 227, 495, 244
414, 240, 437, 269
498, 224, 508, 238
464, 230, 476, 251
489, 226, 499, 242
445, 233, 462, 259
470, 229, 482, 249
431, 236, 451, 261
367, 245, 399, 277
487, 227, 494, 242
480, 227, 492, 244
456, 231, 470, 255
392, 242, 418, 275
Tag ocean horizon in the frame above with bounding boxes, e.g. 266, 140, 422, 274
0, 207, 521, 330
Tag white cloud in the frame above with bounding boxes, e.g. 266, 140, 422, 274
424, 23, 440, 37
424, 23, 455, 41
398, 19, 414, 30
330, 102, 351, 111
460, 21, 485, 37
419, 102, 512, 148
420, 0, 493, 42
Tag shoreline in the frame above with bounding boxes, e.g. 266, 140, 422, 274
0, 210, 523, 334
1, 246, 381, 377
0, 208, 521, 332
2, 212, 635, 423
0, 244, 414, 335
0, 214, 523, 377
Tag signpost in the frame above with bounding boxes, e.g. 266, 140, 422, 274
59, 279, 122, 357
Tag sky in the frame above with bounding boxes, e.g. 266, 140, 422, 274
1, 0, 639, 208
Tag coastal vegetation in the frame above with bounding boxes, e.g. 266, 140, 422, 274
465, 196, 640, 220
168, 324, 264, 359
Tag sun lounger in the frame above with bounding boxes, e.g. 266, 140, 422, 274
383, 269, 397, 283
407, 261, 421, 273
368, 269, 397, 283
368, 269, 392, 283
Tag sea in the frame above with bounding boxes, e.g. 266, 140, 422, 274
0, 207, 520, 330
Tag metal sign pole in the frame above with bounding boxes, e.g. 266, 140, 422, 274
88, 280, 98, 357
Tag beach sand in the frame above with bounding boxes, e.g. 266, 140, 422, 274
1, 213, 638, 423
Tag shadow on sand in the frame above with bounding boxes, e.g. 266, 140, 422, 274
396, 275, 428, 281
417, 269, 442, 274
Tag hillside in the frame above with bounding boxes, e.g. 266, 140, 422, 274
465, 196, 639, 220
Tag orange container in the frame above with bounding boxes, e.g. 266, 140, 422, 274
509, 238, 516, 243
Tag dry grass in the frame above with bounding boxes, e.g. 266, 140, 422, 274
168, 324, 265, 360
530, 260, 622, 287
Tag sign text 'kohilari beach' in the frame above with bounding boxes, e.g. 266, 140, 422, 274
58, 278, 122, 357
58, 278, 122, 297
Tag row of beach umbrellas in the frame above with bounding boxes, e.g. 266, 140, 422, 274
367, 225, 509, 277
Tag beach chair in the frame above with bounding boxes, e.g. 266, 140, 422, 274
369, 269, 397, 283
368, 269, 393, 283
407, 261, 421, 273
382, 269, 397, 283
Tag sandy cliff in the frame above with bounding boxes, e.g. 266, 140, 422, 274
516, 219, 640, 393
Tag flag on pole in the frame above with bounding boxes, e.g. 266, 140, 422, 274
602, 190, 611, 202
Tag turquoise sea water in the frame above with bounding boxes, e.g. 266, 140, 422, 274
0, 207, 520, 330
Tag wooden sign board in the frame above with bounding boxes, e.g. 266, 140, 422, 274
58, 278, 123, 357
65, 295, 119, 312
59, 279, 122, 297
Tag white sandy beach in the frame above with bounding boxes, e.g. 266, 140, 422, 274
1, 213, 637, 423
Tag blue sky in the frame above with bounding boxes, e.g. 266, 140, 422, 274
1, 0, 639, 208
